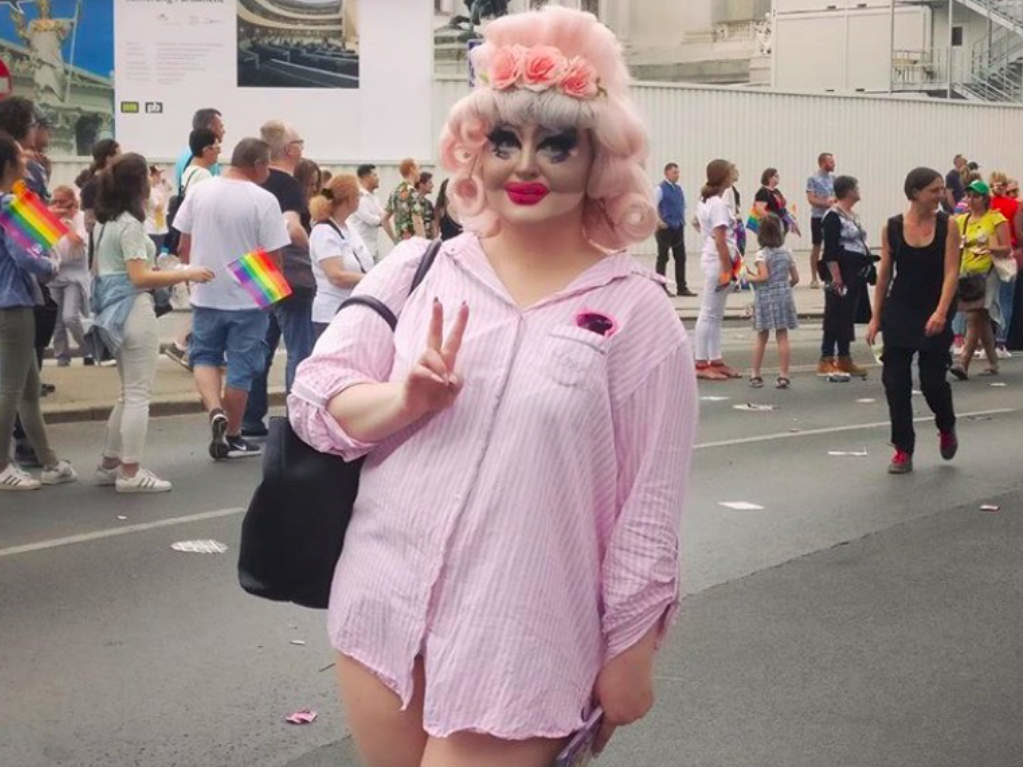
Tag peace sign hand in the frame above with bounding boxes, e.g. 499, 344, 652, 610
401, 298, 469, 419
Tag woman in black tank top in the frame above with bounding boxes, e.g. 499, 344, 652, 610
867, 168, 961, 475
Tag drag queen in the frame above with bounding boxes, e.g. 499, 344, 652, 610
289, 7, 697, 764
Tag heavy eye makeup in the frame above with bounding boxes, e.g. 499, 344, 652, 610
486, 126, 580, 163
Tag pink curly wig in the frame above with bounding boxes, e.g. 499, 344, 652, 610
438, 6, 656, 251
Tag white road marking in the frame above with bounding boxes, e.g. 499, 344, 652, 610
695, 408, 1016, 450
1, 409, 1018, 558
0, 507, 244, 559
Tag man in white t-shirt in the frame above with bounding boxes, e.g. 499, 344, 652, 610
347, 164, 394, 262
174, 138, 290, 461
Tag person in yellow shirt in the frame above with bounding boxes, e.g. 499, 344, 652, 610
950, 180, 1011, 378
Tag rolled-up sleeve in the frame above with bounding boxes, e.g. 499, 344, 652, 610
602, 337, 697, 661
287, 238, 430, 460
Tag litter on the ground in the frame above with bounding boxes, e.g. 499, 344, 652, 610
116, 515, 127, 520
700, 396, 730, 401
170, 539, 228, 554
284, 709, 317, 725
827, 449, 868, 457
733, 403, 775, 411
979, 504, 1000, 511
856, 398, 876, 403
718, 501, 764, 510
990, 382, 1007, 387
290, 639, 306, 646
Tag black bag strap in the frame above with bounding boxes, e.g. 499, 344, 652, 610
335, 238, 443, 328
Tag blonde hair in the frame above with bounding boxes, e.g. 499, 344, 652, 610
260, 120, 289, 161
989, 170, 1009, 187
50, 184, 78, 206
309, 174, 361, 223
438, 6, 655, 251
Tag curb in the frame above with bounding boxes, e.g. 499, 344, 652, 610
42, 390, 287, 425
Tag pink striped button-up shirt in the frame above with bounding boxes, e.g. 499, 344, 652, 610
288, 232, 697, 739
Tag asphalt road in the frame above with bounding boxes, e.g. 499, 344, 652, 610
1, 326, 1020, 766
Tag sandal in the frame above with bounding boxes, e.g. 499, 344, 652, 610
749, 376, 764, 388
776, 376, 791, 389
710, 361, 742, 379
696, 365, 728, 381
949, 366, 968, 381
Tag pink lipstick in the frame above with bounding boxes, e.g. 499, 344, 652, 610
505, 182, 549, 205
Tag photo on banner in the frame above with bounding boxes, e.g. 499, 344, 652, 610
237, 0, 359, 89
0, 0, 114, 155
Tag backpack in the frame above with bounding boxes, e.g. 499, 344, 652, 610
164, 161, 199, 254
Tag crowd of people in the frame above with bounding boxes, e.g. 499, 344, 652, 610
0, 4, 1020, 763
0, 84, 1019, 489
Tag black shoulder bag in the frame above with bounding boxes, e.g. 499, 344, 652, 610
238, 239, 443, 609
956, 215, 987, 303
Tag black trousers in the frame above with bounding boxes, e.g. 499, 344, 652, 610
882, 346, 955, 454
655, 226, 687, 292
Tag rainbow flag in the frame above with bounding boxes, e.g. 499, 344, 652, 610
745, 206, 762, 233
0, 180, 69, 253
227, 249, 292, 308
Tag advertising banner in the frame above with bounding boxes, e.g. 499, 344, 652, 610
114, 0, 432, 163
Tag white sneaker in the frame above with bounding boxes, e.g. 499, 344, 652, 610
996, 346, 1012, 359
973, 348, 984, 358
40, 459, 78, 486
951, 344, 965, 357
115, 468, 172, 493
0, 463, 41, 491
95, 464, 119, 486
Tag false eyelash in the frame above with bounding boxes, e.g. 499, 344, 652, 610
486, 127, 520, 148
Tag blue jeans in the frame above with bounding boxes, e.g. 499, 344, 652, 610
243, 291, 315, 430
996, 275, 1017, 345
190, 307, 269, 391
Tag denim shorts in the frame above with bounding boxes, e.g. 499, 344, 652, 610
189, 306, 269, 391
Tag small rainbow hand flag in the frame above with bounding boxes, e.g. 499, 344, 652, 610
745, 206, 762, 233
227, 249, 292, 308
0, 180, 69, 253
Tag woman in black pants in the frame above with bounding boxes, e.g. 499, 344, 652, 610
819, 175, 871, 377
867, 168, 960, 475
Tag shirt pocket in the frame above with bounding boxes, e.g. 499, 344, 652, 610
542, 325, 611, 389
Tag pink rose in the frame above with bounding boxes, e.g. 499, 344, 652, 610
521, 45, 567, 92
489, 45, 524, 90
560, 56, 599, 99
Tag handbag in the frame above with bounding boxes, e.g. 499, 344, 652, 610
956, 214, 989, 301
993, 254, 1018, 283
237, 239, 443, 609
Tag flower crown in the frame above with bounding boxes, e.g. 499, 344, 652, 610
477, 44, 605, 100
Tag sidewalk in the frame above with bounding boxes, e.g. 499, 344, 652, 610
39, 260, 825, 423
39, 313, 286, 424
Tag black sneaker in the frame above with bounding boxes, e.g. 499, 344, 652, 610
226, 435, 263, 459
83, 356, 95, 366
209, 410, 229, 460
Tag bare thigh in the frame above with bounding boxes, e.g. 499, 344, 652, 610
420, 731, 570, 767
336, 652, 428, 766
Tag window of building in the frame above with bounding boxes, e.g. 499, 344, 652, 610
952, 26, 963, 46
